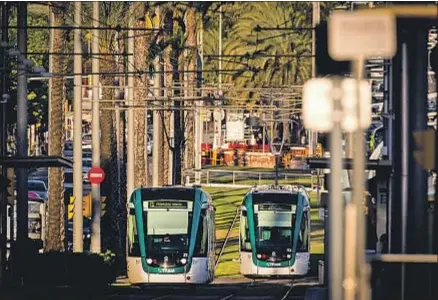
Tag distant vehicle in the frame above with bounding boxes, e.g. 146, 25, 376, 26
239, 185, 311, 278
127, 187, 216, 284
82, 133, 92, 145
65, 141, 73, 151
28, 191, 43, 201
28, 180, 48, 200
147, 133, 152, 155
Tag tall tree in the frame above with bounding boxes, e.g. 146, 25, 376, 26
46, 1, 68, 251
134, 4, 149, 188
98, 1, 128, 257
184, 4, 197, 173
161, 7, 173, 185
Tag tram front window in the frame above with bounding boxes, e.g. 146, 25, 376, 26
254, 209, 295, 262
145, 210, 190, 267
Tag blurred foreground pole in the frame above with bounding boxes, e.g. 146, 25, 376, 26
73, 1, 83, 253
329, 78, 344, 300
90, 1, 101, 253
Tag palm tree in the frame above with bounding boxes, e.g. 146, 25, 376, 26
184, 4, 197, 174
98, 1, 129, 256
134, 4, 149, 188
226, 2, 312, 89
46, 1, 68, 252
161, 7, 173, 186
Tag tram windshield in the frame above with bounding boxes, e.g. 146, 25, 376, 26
254, 210, 295, 250
146, 210, 189, 254
252, 196, 297, 262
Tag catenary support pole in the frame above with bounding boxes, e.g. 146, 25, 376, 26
115, 104, 121, 197
309, 1, 321, 156
73, 1, 83, 253
213, 3, 222, 150
127, 9, 135, 198
16, 2, 28, 284
90, 1, 101, 253
152, 7, 161, 187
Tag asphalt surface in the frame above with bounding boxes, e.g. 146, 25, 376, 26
2, 278, 324, 300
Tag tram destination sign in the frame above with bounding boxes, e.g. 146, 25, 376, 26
258, 204, 296, 212
149, 201, 188, 209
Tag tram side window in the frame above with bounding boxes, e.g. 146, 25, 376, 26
194, 210, 208, 257
297, 212, 309, 252
240, 211, 251, 251
128, 209, 141, 256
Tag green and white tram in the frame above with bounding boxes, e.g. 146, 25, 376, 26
127, 187, 215, 284
239, 185, 311, 277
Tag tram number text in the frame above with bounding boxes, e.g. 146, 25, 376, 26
265, 262, 282, 267
159, 268, 177, 274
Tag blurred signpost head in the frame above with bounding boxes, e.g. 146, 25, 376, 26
328, 11, 397, 61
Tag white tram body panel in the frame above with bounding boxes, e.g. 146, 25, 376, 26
127, 257, 211, 284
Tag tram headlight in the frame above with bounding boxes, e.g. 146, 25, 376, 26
146, 258, 153, 265
257, 254, 262, 259
286, 254, 291, 259
286, 248, 292, 253
180, 258, 187, 265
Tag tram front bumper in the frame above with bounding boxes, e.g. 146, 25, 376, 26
240, 253, 309, 277
127, 257, 210, 284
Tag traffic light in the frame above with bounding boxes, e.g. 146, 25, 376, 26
68, 196, 75, 220
82, 194, 91, 218
101, 196, 107, 217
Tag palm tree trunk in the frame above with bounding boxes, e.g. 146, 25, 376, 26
172, 43, 184, 185
100, 52, 120, 253
134, 16, 148, 188
184, 6, 197, 177
162, 9, 173, 185
46, 2, 66, 252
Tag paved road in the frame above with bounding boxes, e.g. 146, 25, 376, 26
1, 276, 324, 300
2, 280, 324, 300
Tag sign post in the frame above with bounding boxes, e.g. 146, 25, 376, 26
328, 10, 396, 300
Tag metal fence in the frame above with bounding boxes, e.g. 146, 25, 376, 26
184, 168, 324, 190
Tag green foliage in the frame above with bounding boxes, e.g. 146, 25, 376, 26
99, 249, 117, 266
202, 2, 319, 106
6, 6, 50, 125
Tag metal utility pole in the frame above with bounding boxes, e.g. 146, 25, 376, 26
90, 1, 101, 254
152, 7, 161, 187
309, 1, 321, 157
127, 10, 134, 198
213, 3, 223, 150
115, 104, 121, 198
194, 17, 203, 185
72, 1, 83, 253
16, 0, 28, 256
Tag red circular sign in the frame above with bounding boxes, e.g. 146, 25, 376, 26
88, 167, 105, 184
